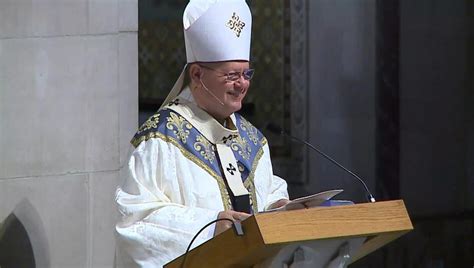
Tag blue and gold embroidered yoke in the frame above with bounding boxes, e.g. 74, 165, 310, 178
131, 103, 267, 213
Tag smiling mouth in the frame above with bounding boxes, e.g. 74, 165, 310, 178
227, 91, 241, 97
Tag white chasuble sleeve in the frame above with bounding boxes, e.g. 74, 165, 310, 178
255, 144, 290, 211
115, 139, 221, 268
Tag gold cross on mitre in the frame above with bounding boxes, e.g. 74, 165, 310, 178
226, 12, 246, 37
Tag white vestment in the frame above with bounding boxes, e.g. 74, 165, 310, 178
115, 89, 289, 267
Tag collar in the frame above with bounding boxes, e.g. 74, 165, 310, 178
165, 86, 239, 144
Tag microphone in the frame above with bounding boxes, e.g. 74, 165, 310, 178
266, 123, 376, 203
181, 218, 243, 268
200, 77, 225, 106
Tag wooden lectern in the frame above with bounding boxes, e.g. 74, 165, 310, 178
165, 200, 413, 268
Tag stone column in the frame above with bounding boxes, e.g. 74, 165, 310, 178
0, 0, 138, 266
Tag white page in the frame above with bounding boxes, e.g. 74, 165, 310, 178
265, 189, 344, 212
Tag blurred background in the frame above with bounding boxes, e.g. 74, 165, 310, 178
0, 0, 472, 267
138, 1, 473, 265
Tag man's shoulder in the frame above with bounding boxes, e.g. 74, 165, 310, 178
130, 108, 190, 148
234, 113, 267, 147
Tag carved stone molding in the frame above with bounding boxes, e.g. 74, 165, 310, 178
289, 0, 309, 184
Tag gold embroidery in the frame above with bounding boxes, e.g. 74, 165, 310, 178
261, 137, 267, 146
225, 197, 233, 212
137, 113, 160, 134
130, 112, 268, 212
168, 135, 231, 211
166, 112, 192, 143
240, 117, 259, 145
237, 163, 245, 172
131, 129, 263, 213
134, 131, 231, 210
230, 136, 251, 160
131, 131, 159, 148
194, 135, 216, 163
226, 12, 246, 37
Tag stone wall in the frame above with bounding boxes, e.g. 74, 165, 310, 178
0, 0, 138, 267
305, 0, 376, 202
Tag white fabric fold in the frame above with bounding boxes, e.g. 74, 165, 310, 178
115, 111, 289, 267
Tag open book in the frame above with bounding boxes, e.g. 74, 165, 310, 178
266, 189, 344, 212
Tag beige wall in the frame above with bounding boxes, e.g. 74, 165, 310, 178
0, 0, 138, 267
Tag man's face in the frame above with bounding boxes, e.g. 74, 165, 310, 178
192, 61, 251, 120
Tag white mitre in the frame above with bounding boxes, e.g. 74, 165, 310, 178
160, 0, 252, 109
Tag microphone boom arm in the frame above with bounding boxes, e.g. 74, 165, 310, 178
278, 129, 376, 203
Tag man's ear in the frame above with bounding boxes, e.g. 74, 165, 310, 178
189, 64, 202, 84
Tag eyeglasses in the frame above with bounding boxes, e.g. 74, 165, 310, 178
198, 64, 255, 82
